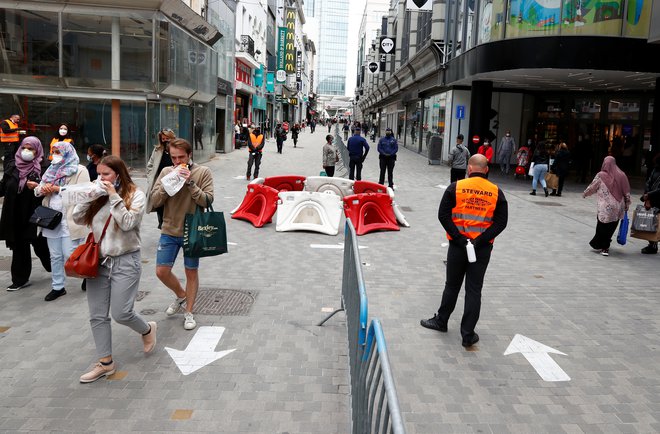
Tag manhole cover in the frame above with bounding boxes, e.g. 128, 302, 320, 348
533, 202, 563, 206
194, 288, 257, 316
0, 256, 10, 271
136, 291, 150, 301
400, 206, 412, 212
140, 309, 158, 316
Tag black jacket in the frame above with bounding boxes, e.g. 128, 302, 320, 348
551, 149, 571, 176
0, 162, 43, 248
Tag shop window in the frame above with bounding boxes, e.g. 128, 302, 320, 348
119, 15, 153, 88
608, 99, 639, 121
574, 99, 601, 120
63, 14, 113, 84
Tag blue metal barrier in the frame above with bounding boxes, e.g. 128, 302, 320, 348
318, 220, 406, 433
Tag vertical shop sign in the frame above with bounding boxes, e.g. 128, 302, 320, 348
266, 72, 275, 93
285, 8, 296, 74
296, 50, 302, 82
276, 27, 287, 83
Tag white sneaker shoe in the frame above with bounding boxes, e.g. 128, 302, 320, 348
183, 312, 197, 330
165, 297, 186, 316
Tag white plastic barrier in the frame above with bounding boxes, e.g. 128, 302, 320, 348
304, 176, 355, 198
276, 191, 344, 236
385, 187, 410, 227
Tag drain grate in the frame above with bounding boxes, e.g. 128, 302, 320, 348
400, 206, 412, 212
136, 291, 150, 302
194, 288, 257, 316
140, 309, 158, 316
533, 202, 563, 206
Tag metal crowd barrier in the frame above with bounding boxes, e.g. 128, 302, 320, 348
334, 126, 350, 178
318, 219, 406, 434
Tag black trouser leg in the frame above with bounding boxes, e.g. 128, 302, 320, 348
32, 234, 51, 273
11, 240, 32, 285
324, 166, 335, 177
450, 168, 466, 183
386, 157, 395, 187
356, 161, 363, 181
349, 159, 357, 180
253, 153, 262, 178
378, 157, 387, 185
437, 243, 468, 324
246, 153, 255, 178
460, 244, 492, 340
590, 219, 618, 250
557, 175, 566, 194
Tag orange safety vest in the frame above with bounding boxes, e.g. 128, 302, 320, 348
1, 119, 19, 143
448, 176, 499, 243
49, 137, 73, 160
249, 133, 264, 151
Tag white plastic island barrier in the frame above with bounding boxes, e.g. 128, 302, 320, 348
304, 176, 355, 198
275, 191, 344, 236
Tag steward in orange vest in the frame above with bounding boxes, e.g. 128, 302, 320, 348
246, 128, 265, 180
1, 114, 23, 169
421, 154, 508, 348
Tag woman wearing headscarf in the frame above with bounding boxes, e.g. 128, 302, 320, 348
48, 123, 74, 161
146, 128, 176, 229
0, 137, 51, 290
583, 156, 631, 256
35, 141, 90, 301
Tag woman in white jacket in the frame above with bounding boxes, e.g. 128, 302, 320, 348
73, 155, 156, 383
35, 141, 89, 301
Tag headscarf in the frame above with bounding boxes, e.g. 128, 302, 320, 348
15, 136, 44, 193
42, 141, 80, 186
598, 156, 630, 202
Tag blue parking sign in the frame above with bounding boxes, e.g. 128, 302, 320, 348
456, 105, 465, 120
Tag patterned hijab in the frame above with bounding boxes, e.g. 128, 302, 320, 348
42, 141, 80, 186
598, 156, 630, 202
15, 136, 44, 193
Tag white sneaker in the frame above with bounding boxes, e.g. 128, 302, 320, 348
165, 297, 186, 316
183, 312, 197, 330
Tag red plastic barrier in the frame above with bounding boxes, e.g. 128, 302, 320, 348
353, 180, 388, 195
231, 184, 279, 228
264, 175, 306, 192
343, 193, 400, 236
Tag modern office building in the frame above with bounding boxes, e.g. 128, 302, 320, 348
358, 0, 660, 175
314, 0, 350, 96
0, 0, 234, 169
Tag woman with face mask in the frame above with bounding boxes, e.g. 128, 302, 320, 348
48, 124, 74, 161
146, 128, 176, 229
86, 144, 107, 182
0, 137, 52, 291
34, 141, 90, 301
73, 155, 155, 383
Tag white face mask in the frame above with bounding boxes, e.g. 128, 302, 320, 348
21, 149, 35, 162
52, 154, 64, 165
86, 154, 92, 162
59, 129, 68, 136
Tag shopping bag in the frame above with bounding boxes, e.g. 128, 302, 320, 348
630, 205, 660, 242
631, 204, 659, 232
544, 172, 559, 190
617, 212, 628, 245
183, 201, 228, 258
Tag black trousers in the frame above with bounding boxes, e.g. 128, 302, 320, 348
11, 235, 51, 285
349, 158, 363, 180
378, 155, 396, 187
194, 137, 203, 149
556, 174, 566, 194
323, 166, 335, 177
589, 219, 618, 250
276, 139, 284, 153
3, 142, 19, 170
450, 168, 466, 183
246, 152, 262, 178
436, 242, 492, 340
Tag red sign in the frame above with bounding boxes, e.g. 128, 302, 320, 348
472, 135, 480, 144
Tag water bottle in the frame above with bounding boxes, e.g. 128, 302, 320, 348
466, 240, 476, 263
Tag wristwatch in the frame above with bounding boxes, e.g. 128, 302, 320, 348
186, 179, 195, 187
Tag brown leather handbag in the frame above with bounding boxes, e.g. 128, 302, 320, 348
65, 216, 112, 279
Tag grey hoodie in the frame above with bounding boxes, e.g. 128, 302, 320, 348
448, 143, 470, 169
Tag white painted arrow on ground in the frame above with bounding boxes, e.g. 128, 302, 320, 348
310, 243, 369, 250
165, 326, 236, 375
504, 334, 570, 382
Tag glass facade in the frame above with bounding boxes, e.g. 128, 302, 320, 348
0, 6, 221, 167
317, 0, 349, 95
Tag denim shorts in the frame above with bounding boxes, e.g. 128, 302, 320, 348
156, 234, 199, 269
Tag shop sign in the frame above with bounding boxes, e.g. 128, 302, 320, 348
406, 0, 432, 11
266, 73, 275, 93
290, 98, 298, 106
276, 27, 287, 83
368, 62, 379, 73
216, 77, 233, 96
379, 37, 396, 54
285, 8, 296, 74
296, 50, 303, 82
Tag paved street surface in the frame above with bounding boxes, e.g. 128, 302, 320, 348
1, 128, 659, 433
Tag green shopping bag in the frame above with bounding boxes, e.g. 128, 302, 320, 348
183, 201, 228, 258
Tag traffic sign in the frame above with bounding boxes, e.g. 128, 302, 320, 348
456, 105, 465, 120
472, 135, 480, 144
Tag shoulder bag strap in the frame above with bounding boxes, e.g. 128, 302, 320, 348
96, 215, 113, 244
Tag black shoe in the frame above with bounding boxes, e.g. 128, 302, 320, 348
529, 190, 536, 196
556, 193, 562, 197
544, 188, 549, 197
81, 279, 87, 292
549, 191, 557, 196
420, 314, 447, 332
641, 245, 658, 254
462, 333, 479, 347
45, 289, 66, 301
7, 281, 31, 292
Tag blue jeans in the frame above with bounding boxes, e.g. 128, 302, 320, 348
532, 164, 548, 191
46, 236, 82, 290
156, 234, 199, 269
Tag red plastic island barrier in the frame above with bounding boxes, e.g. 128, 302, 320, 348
231, 184, 279, 228
263, 175, 306, 192
352, 180, 388, 195
342, 193, 399, 236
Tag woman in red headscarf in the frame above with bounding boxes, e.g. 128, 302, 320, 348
583, 156, 631, 256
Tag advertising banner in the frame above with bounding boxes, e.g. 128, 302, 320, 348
266, 72, 275, 93
276, 27, 287, 83
285, 8, 296, 74
296, 50, 303, 82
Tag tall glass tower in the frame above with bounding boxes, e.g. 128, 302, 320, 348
316, 0, 349, 96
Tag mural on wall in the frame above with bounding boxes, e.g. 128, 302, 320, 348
506, 0, 562, 37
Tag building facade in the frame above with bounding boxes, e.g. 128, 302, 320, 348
358, 0, 660, 176
314, 0, 350, 96
0, 0, 229, 168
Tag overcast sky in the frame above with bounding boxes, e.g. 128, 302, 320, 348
345, 0, 366, 97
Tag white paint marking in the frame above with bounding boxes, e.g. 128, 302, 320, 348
504, 334, 570, 382
228, 242, 238, 246
233, 175, 247, 180
310, 244, 369, 250
441, 243, 449, 247
165, 326, 236, 376
435, 184, 448, 189
321, 307, 336, 313
224, 196, 235, 199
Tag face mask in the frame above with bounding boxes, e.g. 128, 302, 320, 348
51, 154, 63, 165
59, 129, 68, 136
506, 134, 511, 137
21, 149, 35, 162
87, 155, 93, 162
